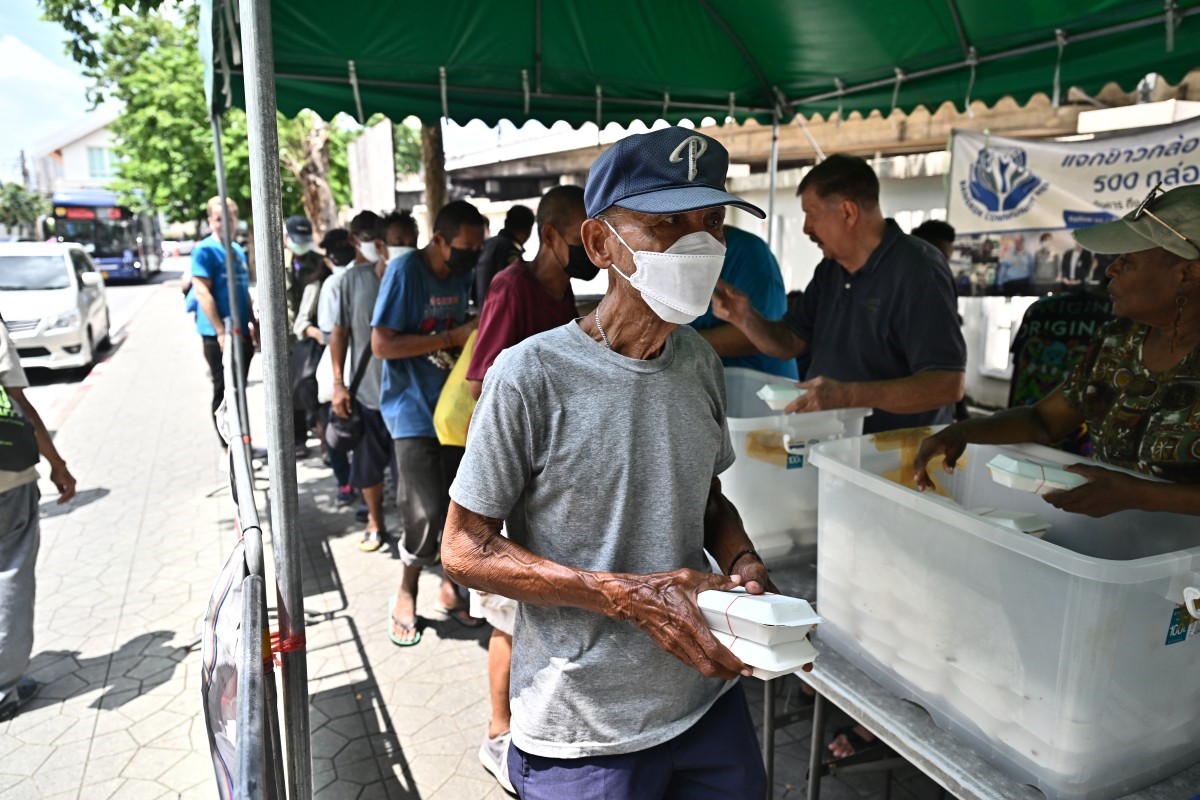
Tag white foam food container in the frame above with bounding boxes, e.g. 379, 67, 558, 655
971, 507, 1052, 537
722, 368, 872, 562
697, 589, 822, 645
986, 454, 1088, 494
756, 383, 807, 411
710, 629, 818, 680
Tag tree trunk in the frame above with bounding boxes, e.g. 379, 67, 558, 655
421, 122, 447, 232
282, 114, 338, 242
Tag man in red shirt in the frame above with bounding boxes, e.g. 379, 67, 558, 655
464, 185, 593, 792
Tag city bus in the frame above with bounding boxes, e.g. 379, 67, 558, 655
41, 189, 162, 281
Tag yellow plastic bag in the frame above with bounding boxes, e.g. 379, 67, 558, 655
433, 329, 478, 447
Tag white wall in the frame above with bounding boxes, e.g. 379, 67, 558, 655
57, 127, 116, 190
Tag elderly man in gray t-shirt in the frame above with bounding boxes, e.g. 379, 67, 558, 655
444, 128, 775, 799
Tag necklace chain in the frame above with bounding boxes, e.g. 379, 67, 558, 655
594, 307, 611, 349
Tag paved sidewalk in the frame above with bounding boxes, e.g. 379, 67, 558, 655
0, 279, 942, 799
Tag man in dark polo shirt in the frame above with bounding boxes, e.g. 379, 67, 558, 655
713, 153, 965, 434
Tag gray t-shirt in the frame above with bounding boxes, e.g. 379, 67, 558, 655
333, 263, 383, 411
450, 321, 736, 759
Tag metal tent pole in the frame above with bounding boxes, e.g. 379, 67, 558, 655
236, 0, 312, 796
210, 113, 253, 468
237, 574, 267, 800
767, 113, 780, 256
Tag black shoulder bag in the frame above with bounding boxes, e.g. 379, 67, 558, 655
0, 386, 40, 472
324, 346, 373, 454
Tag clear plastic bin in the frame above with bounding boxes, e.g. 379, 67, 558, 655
808, 433, 1200, 800
722, 367, 871, 562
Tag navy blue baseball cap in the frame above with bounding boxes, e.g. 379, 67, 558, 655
584, 127, 765, 219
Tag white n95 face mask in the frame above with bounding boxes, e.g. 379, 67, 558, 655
287, 238, 313, 255
605, 221, 726, 324
358, 241, 379, 263
387, 245, 414, 261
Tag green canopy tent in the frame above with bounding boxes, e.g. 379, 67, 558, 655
204, 0, 1200, 126
197, 2, 1200, 797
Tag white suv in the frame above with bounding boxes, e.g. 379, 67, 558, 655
0, 242, 111, 370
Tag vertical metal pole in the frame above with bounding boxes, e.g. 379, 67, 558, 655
237, 1, 312, 798
211, 114, 253, 468
806, 692, 828, 800
237, 574, 266, 800
767, 113, 780, 257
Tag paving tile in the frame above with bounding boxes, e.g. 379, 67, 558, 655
0, 743, 54, 777
0, 778, 40, 799
29, 741, 88, 795
155, 751, 214, 794
106, 778, 170, 800
425, 774, 497, 800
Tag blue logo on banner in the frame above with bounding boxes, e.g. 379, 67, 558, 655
969, 146, 1044, 213
1063, 210, 1118, 228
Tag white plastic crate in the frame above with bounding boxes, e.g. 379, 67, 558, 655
722, 367, 871, 562
809, 433, 1200, 800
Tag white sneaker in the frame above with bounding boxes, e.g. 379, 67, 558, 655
478, 730, 516, 795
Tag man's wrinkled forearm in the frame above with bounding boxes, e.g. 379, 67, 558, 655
442, 502, 627, 619
703, 479, 756, 574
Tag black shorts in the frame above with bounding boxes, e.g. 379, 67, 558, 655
349, 406, 394, 490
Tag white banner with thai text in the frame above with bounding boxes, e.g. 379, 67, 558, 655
947, 118, 1200, 235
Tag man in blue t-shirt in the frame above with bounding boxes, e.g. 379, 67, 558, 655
690, 226, 797, 379
191, 196, 256, 447
371, 200, 485, 646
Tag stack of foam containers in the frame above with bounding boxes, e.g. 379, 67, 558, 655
721, 367, 872, 563
808, 436, 1200, 800
698, 588, 821, 679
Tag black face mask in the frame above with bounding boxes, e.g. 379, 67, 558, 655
564, 243, 600, 281
446, 247, 478, 277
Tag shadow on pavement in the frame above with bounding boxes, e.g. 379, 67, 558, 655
23, 630, 187, 711
309, 615, 422, 799
39, 486, 111, 518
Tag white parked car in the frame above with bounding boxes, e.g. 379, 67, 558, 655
0, 242, 111, 370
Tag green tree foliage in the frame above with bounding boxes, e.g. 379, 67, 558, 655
41, 0, 314, 225
393, 119, 422, 176
0, 183, 50, 234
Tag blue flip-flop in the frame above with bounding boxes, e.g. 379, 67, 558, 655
387, 595, 422, 647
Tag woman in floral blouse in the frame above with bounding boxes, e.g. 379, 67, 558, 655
914, 183, 1200, 517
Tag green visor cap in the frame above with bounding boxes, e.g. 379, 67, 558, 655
1074, 184, 1200, 260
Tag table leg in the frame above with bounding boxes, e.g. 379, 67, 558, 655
806, 691, 828, 800
763, 678, 775, 800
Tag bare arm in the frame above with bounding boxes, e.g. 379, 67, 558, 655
710, 280, 808, 359
915, 388, 1200, 517
9, 387, 76, 504
191, 276, 224, 342
467, 379, 483, 401
330, 324, 352, 418
913, 387, 1085, 489
442, 501, 749, 679
703, 478, 776, 593
794, 370, 964, 416
696, 323, 760, 359
371, 318, 477, 361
